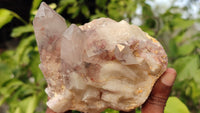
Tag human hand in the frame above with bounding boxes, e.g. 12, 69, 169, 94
46, 68, 177, 113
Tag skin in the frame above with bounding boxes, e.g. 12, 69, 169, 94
46, 68, 177, 113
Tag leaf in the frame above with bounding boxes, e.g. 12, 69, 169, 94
126, 0, 137, 17
0, 79, 24, 105
193, 37, 200, 48
140, 25, 155, 36
81, 5, 90, 17
31, 0, 42, 12
57, 0, 76, 13
67, 6, 79, 14
168, 38, 178, 58
10, 84, 36, 102
101, 108, 119, 113
193, 69, 200, 84
11, 25, 33, 38
173, 55, 199, 81
72, 111, 81, 113
189, 81, 200, 103
14, 35, 35, 65
0, 63, 12, 86
90, 9, 107, 20
107, 1, 124, 20
14, 107, 21, 113
25, 95, 38, 113
0, 9, 13, 28
178, 42, 195, 56
59, 0, 76, 6
67, 5, 80, 18
142, 3, 154, 18
96, 0, 107, 9
29, 52, 43, 83
135, 108, 141, 113
49, 3, 57, 10
164, 96, 190, 113
174, 33, 184, 44
173, 18, 194, 30
19, 95, 38, 113
9, 10, 28, 24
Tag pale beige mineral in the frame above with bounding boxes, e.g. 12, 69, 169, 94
33, 2, 168, 113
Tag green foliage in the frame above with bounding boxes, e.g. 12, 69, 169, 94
164, 96, 190, 113
101, 108, 119, 113
11, 25, 34, 38
0, 9, 13, 28
174, 55, 199, 81
0, 2, 45, 112
0, 33, 46, 112
0, 0, 200, 113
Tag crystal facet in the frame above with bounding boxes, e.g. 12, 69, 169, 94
33, 2, 168, 113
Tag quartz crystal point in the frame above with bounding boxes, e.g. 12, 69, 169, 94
33, 2, 168, 113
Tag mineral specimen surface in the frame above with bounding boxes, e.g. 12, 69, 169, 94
33, 2, 168, 113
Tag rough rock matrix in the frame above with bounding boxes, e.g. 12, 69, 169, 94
33, 2, 168, 113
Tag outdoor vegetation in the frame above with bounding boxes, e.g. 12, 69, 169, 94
0, 0, 200, 113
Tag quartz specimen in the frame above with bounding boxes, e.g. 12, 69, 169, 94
33, 2, 168, 113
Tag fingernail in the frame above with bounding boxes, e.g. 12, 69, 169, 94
161, 68, 177, 86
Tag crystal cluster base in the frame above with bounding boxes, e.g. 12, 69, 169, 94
33, 2, 168, 113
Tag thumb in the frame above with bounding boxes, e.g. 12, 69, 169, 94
142, 68, 177, 113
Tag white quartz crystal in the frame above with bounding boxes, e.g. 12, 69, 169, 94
33, 2, 168, 113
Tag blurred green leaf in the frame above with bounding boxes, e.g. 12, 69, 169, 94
101, 108, 119, 113
49, 3, 57, 10
11, 25, 33, 38
135, 108, 141, 113
0, 9, 13, 28
14, 35, 35, 65
107, 1, 124, 20
31, 0, 42, 12
142, 3, 153, 18
90, 9, 107, 20
72, 110, 81, 113
59, 0, 76, 6
25, 95, 38, 113
174, 33, 184, 44
19, 95, 37, 113
168, 38, 178, 58
193, 69, 200, 83
173, 55, 199, 81
189, 81, 200, 103
29, 52, 43, 83
67, 6, 80, 18
193, 37, 200, 48
0, 80, 24, 105
9, 10, 28, 24
57, 0, 76, 13
140, 25, 155, 36
0, 63, 12, 86
178, 42, 195, 56
173, 18, 194, 30
96, 0, 107, 9
126, 0, 137, 18
14, 107, 21, 113
81, 5, 90, 17
164, 96, 190, 113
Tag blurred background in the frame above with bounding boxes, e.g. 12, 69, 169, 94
0, 0, 200, 113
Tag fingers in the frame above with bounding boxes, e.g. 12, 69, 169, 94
141, 68, 177, 113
